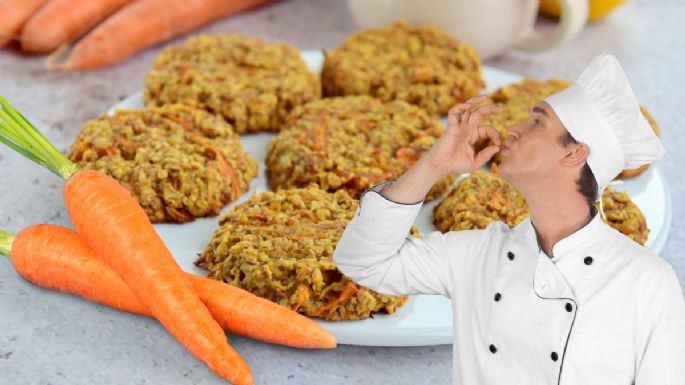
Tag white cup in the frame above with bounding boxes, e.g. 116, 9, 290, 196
346, 0, 589, 60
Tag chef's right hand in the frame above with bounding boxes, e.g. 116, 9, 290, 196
425, 95, 503, 176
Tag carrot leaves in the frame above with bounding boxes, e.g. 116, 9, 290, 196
0, 96, 79, 180
0, 229, 13, 258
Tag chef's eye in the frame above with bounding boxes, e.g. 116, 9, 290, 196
533, 118, 542, 126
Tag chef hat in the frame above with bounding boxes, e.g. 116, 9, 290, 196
544, 53, 665, 201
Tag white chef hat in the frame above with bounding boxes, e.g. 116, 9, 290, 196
544, 53, 665, 201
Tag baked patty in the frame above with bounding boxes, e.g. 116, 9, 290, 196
322, 21, 484, 116
195, 187, 409, 320
433, 170, 529, 231
68, 105, 257, 223
599, 188, 649, 245
266, 96, 455, 200
144, 34, 321, 134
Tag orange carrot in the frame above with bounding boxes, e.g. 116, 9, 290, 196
0, 97, 252, 385
395, 147, 419, 166
0, 225, 336, 349
0, 0, 48, 46
5, 225, 146, 314
21, 0, 135, 53
55, 0, 273, 70
70, 168, 252, 385
188, 275, 336, 349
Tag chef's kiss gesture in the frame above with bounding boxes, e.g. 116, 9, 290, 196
382, 95, 503, 204
428, 95, 503, 175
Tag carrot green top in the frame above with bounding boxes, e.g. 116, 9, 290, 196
0, 96, 79, 180
0, 228, 14, 259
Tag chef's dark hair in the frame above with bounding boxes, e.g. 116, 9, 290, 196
559, 131, 598, 208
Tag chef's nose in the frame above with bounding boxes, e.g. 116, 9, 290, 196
506, 121, 522, 140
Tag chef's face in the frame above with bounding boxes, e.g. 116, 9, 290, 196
498, 102, 576, 186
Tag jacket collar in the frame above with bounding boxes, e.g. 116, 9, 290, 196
549, 209, 603, 262
515, 212, 605, 301
517, 208, 602, 260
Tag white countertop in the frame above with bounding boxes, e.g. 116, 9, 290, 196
1, 0, 683, 384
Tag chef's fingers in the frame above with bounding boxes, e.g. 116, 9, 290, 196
476, 125, 501, 146
474, 144, 501, 169
447, 106, 464, 127
447, 96, 488, 125
468, 104, 504, 126
448, 103, 471, 126
460, 97, 493, 124
463, 95, 489, 106
460, 109, 471, 125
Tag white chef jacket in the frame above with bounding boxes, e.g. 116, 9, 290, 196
333, 183, 685, 385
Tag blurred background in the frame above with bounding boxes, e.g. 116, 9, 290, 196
1, 0, 683, 384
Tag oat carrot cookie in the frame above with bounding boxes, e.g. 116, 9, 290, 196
321, 21, 484, 116
598, 188, 649, 245
433, 170, 529, 231
144, 34, 321, 134
68, 105, 258, 223
266, 96, 455, 200
195, 187, 409, 321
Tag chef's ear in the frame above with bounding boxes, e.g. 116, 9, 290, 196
560, 142, 588, 167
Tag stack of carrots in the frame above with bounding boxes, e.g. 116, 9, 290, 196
0, 0, 273, 70
0, 96, 336, 385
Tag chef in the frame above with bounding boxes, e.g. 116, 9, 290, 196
333, 53, 685, 384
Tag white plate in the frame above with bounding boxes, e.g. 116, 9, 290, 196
113, 51, 672, 346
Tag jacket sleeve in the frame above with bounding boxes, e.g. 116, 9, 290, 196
332, 182, 483, 298
635, 264, 685, 384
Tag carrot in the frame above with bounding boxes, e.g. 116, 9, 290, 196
395, 147, 419, 166
64, 171, 256, 385
0, 97, 252, 385
0, 225, 336, 349
21, 0, 135, 53
3, 225, 147, 314
205, 142, 242, 201
311, 115, 326, 151
0, 0, 48, 47
188, 275, 336, 349
53, 0, 273, 70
